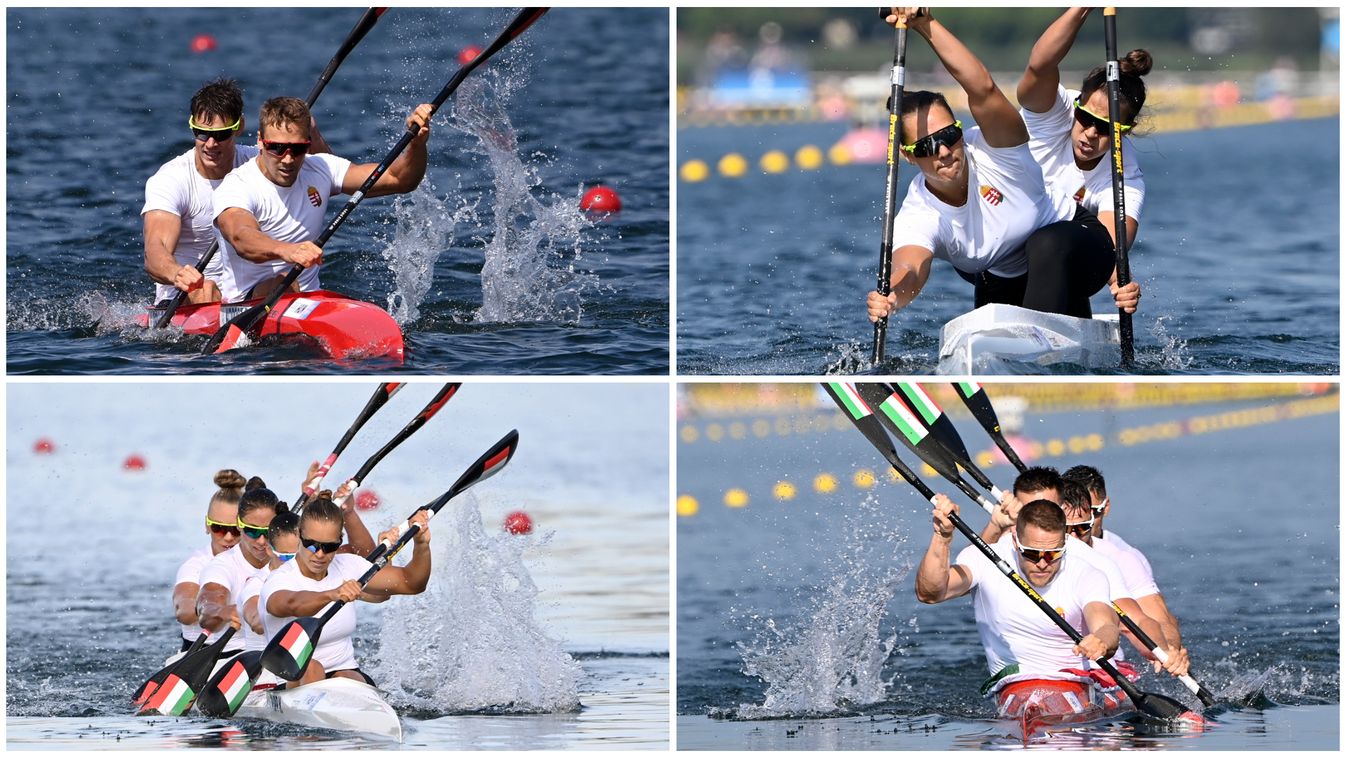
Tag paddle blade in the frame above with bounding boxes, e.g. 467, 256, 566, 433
197, 651, 263, 717
137, 672, 198, 716
1134, 690, 1202, 723
261, 618, 322, 681
444, 429, 519, 502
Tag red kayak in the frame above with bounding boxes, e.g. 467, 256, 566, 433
997, 678, 1135, 743
140, 290, 404, 363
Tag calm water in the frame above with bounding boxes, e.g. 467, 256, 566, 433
6, 383, 669, 749
676, 117, 1340, 375
6, 8, 669, 375
676, 389, 1339, 749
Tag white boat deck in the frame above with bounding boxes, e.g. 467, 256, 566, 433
937, 304, 1121, 375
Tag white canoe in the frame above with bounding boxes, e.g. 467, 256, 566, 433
937, 303, 1120, 375
236, 677, 402, 742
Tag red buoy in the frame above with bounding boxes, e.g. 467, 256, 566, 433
33, 438, 55, 455
355, 489, 381, 511
458, 45, 483, 65
190, 34, 217, 54
503, 510, 533, 535
123, 454, 147, 471
580, 185, 622, 214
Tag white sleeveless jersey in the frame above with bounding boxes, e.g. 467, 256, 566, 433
142, 145, 259, 302
1021, 85, 1146, 222
260, 554, 373, 674
955, 536, 1111, 693
891, 125, 1077, 279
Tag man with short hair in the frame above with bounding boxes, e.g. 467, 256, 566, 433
213, 96, 432, 303
917, 496, 1121, 710
982, 465, 1063, 543
1064, 464, 1188, 669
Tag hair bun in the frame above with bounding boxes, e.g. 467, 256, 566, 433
1122, 49, 1153, 77
245, 476, 268, 492
214, 469, 246, 489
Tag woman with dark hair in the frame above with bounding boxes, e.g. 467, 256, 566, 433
195, 485, 282, 656
1018, 7, 1148, 304
171, 469, 245, 651
261, 497, 433, 687
865, 8, 1138, 323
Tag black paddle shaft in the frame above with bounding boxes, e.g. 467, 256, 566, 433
203, 8, 549, 353
1103, 9, 1134, 366
154, 7, 386, 329
295, 381, 404, 512
872, 16, 908, 365
955, 383, 1029, 473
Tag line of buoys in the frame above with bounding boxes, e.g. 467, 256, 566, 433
681, 144, 855, 182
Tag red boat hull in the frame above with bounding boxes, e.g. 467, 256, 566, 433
998, 678, 1135, 742
141, 290, 404, 363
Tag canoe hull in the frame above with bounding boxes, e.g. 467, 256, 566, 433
997, 678, 1134, 743
141, 290, 404, 363
938, 303, 1120, 375
236, 677, 402, 742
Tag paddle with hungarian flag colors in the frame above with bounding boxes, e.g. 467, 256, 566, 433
852, 383, 999, 514
823, 381, 1201, 726
131, 632, 206, 706
294, 382, 405, 512
136, 627, 240, 716
262, 429, 520, 683
203, 7, 550, 355
953, 382, 1028, 472
330, 382, 462, 510
197, 648, 264, 718
889, 381, 1007, 500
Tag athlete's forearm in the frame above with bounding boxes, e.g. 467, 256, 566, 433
915, 534, 953, 603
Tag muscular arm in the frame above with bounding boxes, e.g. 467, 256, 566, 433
1098, 212, 1140, 251
915, 534, 972, 603
1017, 8, 1091, 113
341, 105, 432, 198
887, 245, 934, 309
144, 211, 185, 285
196, 582, 236, 633
173, 581, 200, 626
265, 587, 345, 618
242, 596, 265, 634
216, 207, 315, 266
1114, 596, 1167, 659
364, 538, 432, 596
1137, 592, 1182, 649
341, 506, 376, 558
912, 15, 1027, 148
1082, 600, 1121, 658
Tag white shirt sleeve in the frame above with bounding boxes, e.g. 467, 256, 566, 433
143, 164, 188, 218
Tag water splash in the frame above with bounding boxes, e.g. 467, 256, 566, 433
450, 76, 601, 325
726, 494, 913, 719
378, 182, 478, 325
1148, 315, 1192, 371
368, 495, 581, 714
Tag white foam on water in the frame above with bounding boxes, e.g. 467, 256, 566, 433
378, 182, 478, 325
367, 494, 582, 714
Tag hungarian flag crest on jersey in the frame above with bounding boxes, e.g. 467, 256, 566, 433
979, 185, 1004, 206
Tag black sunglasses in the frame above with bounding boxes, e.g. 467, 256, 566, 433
902, 120, 963, 159
261, 139, 311, 158
300, 535, 342, 555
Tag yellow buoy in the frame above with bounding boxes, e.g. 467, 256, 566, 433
680, 160, 709, 183
828, 143, 852, 165
773, 481, 797, 500
719, 153, 748, 178
814, 473, 838, 493
853, 469, 876, 489
676, 495, 700, 517
796, 145, 823, 170
724, 488, 749, 508
760, 150, 790, 174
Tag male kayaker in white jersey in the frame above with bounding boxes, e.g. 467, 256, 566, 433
1064, 464, 1188, 664
196, 487, 282, 654
213, 96, 432, 303
142, 79, 331, 305
981, 465, 1063, 544
917, 498, 1120, 710
172, 469, 245, 650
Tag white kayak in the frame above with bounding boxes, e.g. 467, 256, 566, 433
236, 677, 402, 742
937, 303, 1121, 374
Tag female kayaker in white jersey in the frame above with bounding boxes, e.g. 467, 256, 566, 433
172, 469, 245, 651
865, 8, 1137, 322
1017, 7, 1148, 306
261, 497, 433, 688
196, 485, 282, 652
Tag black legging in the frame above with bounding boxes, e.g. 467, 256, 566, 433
959, 205, 1116, 318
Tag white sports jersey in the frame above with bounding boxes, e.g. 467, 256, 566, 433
174, 545, 214, 642
1021, 86, 1146, 222
142, 145, 260, 302
261, 554, 373, 675
212, 152, 351, 302
955, 536, 1112, 693
891, 125, 1077, 278
198, 544, 268, 652
239, 566, 273, 653
1098, 529, 1161, 596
